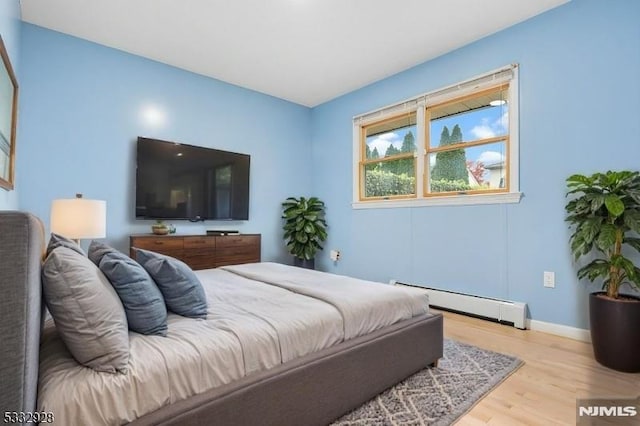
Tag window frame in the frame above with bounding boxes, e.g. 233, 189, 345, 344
359, 112, 418, 201
352, 64, 522, 209
424, 84, 510, 198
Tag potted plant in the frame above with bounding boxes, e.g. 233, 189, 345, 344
566, 170, 640, 372
151, 220, 169, 235
282, 196, 328, 269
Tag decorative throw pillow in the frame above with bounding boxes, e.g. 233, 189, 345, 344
88, 239, 118, 266
46, 233, 85, 257
135, 248, 208, 319
99, 250, 168, 336
41, 247, 129, 373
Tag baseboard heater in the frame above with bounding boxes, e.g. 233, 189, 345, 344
393, 281, 527, 329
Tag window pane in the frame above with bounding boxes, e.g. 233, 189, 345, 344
428, 140, 507, 193
364, 159, 415, 198
429, 87, 508, 148
365, 113, 417, 160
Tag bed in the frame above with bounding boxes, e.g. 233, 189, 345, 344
0, 211, 443, 426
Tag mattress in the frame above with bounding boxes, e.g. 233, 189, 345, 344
37, 263, 430, 425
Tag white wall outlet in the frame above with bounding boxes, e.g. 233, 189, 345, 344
330, 250, 341, 261
543, 271, 555, 288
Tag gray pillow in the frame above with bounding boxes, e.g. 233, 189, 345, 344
99, 250, 168, 336
41, 247, 129, 373
88, 240, 117, 266
46, 233, 85, 257
135, 248, 208, 319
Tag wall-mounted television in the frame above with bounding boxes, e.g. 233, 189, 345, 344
136, 137, 250, 221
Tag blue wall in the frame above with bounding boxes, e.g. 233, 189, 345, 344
0, 0, 20, 209
18, 24, 312, 259
310, 0, 640, 329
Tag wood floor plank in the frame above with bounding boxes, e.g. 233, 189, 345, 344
440, 310, 640, 425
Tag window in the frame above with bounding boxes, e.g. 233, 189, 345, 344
427, 86, 509, 196
353, 65, 521, 208
361, 112, 417, 199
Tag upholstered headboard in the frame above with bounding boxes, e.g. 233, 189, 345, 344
0, 212, 45, 421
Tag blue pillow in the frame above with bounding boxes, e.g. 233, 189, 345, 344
99, 250, 168, 336
88, 240, 117, 266
135, 248, 208, 319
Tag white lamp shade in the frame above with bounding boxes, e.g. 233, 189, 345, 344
51, 198, 107, 239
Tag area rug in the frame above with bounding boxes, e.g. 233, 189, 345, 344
332, 339, 523, 426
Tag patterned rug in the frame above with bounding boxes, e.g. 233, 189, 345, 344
332, 339, 523, 426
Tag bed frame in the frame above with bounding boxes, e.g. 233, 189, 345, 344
0, 212, 443, 426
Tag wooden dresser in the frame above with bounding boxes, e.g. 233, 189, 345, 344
130, 234, 261, 270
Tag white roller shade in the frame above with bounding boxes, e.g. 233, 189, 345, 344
354, 64, 517, 126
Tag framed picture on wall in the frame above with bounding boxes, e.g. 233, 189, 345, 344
0, 35, 18, 191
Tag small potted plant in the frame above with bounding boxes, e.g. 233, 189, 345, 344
566, 170, 640, 372
151, 220, 169, 235
282, 196, 327, 269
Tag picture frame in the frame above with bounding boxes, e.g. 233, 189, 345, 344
0, 35, 18, 191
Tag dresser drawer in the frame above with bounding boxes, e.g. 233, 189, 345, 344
215, 247, 260, 267
184, 236, 216, 249
216, 235, 260, 249
131, 237, 183, 251
182, 237, 215, 270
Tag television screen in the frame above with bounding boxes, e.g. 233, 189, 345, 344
136, 137, 250, 220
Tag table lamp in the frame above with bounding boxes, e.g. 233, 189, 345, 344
50, 193, 106, 244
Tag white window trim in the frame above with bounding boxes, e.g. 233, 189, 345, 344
353, 192, 522, 209
352, 64, 522, 208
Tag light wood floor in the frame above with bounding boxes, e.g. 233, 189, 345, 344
439, 310, 640, 425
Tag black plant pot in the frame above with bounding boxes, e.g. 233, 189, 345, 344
589, 292, 640, 373
293, 257, 315, 270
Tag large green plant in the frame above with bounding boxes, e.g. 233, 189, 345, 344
566, 171, 640, 298
282, 196, 328, 261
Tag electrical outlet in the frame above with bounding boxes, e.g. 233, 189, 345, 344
543, 271, 555, 288
330, 250, 341, 262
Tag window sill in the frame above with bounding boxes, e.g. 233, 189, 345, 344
352, 192, 523, 209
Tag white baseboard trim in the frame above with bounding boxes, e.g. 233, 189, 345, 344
527, 319, 591, 342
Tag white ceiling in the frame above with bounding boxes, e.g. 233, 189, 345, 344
20, 0, 568, 107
